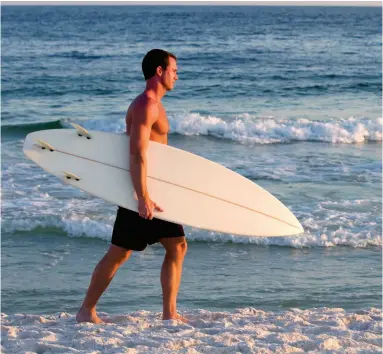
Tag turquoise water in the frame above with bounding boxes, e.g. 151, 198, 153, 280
2, 230, 381, 315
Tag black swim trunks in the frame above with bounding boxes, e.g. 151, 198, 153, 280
111, 206, 185, 251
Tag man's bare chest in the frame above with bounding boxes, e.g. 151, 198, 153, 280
152, 113, 170, 135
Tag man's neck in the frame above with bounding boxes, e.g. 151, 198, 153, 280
144, 82, 166, 102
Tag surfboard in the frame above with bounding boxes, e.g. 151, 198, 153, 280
23, 124, 304, 237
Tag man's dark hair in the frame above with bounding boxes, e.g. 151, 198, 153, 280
142, 49, 177, 81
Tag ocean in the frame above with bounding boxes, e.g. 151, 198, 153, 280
1, 5, 382, 353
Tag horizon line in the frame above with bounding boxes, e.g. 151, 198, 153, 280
2, 1, 381, 7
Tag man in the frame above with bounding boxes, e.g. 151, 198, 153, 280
76, 49, 187, 324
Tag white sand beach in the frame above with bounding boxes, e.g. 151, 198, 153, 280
2, 307, 381, 353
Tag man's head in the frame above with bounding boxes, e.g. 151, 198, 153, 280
142, 49, 178, 91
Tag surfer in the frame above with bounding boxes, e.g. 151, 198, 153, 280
76, 49, 188, 323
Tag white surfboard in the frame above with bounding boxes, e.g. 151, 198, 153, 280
23, 125, 303, 237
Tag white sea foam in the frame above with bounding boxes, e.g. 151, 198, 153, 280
61, 115, 383, 144
2, 197, 381, 248
1, 208, 114, 241
3, 152, 381, 248
168, 114, 382, 144
1, 307, 381, 353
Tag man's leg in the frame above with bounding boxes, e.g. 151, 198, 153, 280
76, 245, 132, 323
159, 236, 187, 320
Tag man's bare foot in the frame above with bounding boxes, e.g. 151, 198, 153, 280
176, 314, 189, 323
76, 307, 104, 324
100, 317, 113, 323
162, 313, 188, 323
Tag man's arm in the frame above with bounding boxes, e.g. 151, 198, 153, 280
129, 101, 163, 219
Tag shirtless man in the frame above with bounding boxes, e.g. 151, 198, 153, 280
76, 49, 187, 323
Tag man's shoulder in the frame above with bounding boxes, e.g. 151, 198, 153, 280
129, 95, 159, 123
132, 94, 158, 112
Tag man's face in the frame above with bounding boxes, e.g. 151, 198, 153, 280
161, 57, 178, 91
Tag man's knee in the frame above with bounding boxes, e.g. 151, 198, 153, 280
177, 240, 187, 257
162, 238, 187, 259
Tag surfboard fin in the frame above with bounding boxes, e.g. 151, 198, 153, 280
70, 123, 91, 139
62, 171, 81, 181
36, 139, 55, 152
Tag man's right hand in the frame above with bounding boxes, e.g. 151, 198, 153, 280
138, 196, 164, 220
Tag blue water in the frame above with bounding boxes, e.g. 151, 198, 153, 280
1, 5, 382, 318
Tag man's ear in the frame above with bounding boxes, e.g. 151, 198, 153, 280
156, 66, 163, 77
